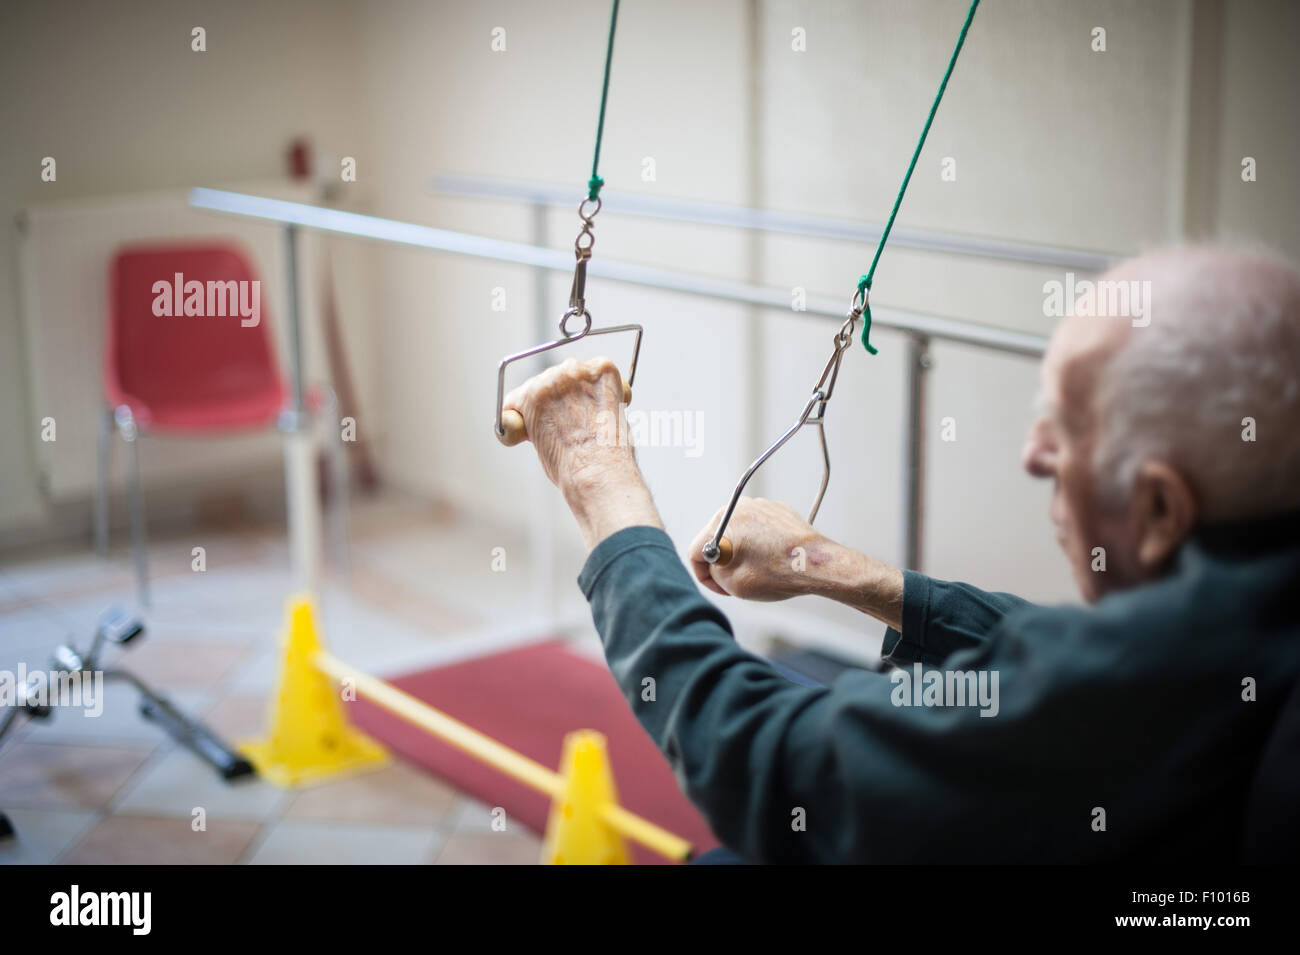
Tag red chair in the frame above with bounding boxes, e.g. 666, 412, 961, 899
96, 242, 289, 606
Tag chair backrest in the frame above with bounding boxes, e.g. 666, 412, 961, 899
1239, 675, 1300, 862
106, 243, 285, 429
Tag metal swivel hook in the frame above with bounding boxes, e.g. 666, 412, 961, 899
700, 299, 862, 565
494, 194, 642, 447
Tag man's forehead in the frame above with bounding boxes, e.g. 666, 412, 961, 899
1042, 308, 1130, 410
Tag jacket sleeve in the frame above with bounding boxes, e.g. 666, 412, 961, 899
577, 526, 1106, 864
881, 569, 1035, 665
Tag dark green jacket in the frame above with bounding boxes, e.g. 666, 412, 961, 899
576, 513, 1300, 863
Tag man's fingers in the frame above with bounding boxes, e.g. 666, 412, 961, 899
689, 556, 729, 596
503, 356, 617, 418
500, 359, 568, 430
686, 524, 712, 562
700, 576, 729, 597
687, 505, 732, 596
502, 364, 554, 421
583, 355, 619, 383
688, 506, 728, 555
501, 383, 528, 419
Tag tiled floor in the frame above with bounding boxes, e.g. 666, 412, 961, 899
0, 491, 600, 865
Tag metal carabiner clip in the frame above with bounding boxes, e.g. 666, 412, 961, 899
700, 305, 859, 565
494, 250, 643, 447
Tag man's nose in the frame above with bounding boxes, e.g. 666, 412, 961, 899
1021, 421, 1057, 478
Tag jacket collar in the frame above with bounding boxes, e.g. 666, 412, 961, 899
1186, 506, 1300, 561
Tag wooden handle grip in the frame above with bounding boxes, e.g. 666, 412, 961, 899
498, 380, 632, 447
714, 536, 733, 566
498, 409, 528, 446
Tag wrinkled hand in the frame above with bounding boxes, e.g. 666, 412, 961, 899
500, 356, 634, 493
688, 497, 830, 600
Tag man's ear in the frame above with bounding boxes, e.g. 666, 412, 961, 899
1131, 460, 1198, 572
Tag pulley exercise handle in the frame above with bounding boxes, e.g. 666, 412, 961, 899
700, 388, 828, 566
494, 319, 643, 447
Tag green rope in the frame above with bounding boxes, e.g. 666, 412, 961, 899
588, 0, 621, 200
857, 0, 980, 354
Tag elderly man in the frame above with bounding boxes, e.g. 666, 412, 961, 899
501, 245, 1300, 863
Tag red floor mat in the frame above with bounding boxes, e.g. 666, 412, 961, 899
347, 639, 721, 864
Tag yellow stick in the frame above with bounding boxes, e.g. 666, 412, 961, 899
315, 650, 694, 862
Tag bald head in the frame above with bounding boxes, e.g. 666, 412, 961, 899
1025, 243, 1300, 602
1092, 245, 1300, 521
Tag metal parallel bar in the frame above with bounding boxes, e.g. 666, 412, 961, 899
284, 225, 306, 415
189, 189, 1048, 358
122, 414, 150, 609
313, 650, 694, 862
319, 382, 351, 575
529, 203, 558, 625
904, 335, 932, 571
429, 173, 1117, 273
94, 406, 111, 557
281, 223, 321, 595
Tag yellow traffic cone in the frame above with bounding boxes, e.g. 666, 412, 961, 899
541, 730, 631, 865
240, 596, 388, 786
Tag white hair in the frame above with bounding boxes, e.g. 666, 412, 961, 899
1092, 244, 1300, 522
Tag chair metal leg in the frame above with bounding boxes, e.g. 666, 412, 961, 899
94, 406, 113, 556
116, 406, 151, 609
322, 386, 351, 576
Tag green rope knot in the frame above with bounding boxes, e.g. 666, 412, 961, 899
856, 275, 879, 355
587, 175, 605, 200
860, 305, 879, 355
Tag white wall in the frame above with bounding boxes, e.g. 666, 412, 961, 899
1211, 0, 1300, 252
